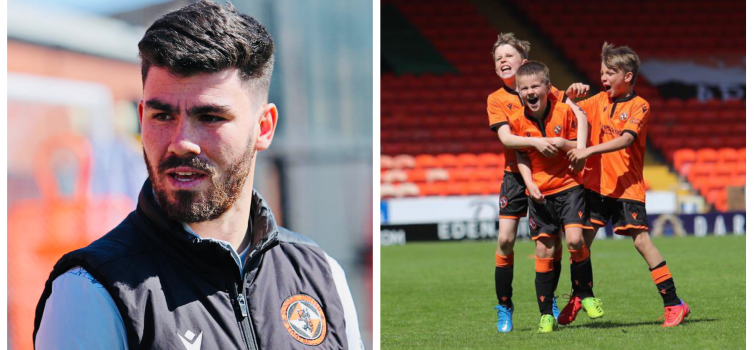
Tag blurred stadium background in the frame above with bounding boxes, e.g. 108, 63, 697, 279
7, 0, 372, 349
380, 0, 745, 243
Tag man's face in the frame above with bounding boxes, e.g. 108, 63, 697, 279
600, 62, 632, 98
139, 67, 275, 222
494, 44, 526, 81
517, 74, 550, 113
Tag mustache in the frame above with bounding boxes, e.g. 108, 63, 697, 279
158, 155, 216, 174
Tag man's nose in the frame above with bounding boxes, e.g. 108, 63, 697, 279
167, 117, 201, 156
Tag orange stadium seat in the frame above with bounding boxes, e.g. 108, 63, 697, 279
457, 153, 478, 168
381, 155, 395, 169
395, 183, 420, 197
673, 149, 695, 175
696, 148, 718, 165
479, 153, 500, 168
436, 153, 458, 168
414, 154, 438, 169
449, 168, 473, 182
393, 154, 416, 169
405, 169, 427, 183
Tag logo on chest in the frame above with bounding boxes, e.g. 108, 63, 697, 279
281, 294, 327, 345
553, 125, 562, 135
619, 112, 629, 121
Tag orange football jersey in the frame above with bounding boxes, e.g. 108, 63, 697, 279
578, 91, 649, 202
508, 100, 580, 196
487, 85, 564, 173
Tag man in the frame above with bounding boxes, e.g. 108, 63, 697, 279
33, 1, 363, 349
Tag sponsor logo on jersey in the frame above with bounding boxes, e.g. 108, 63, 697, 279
281, 294, 327, 345
631, 212, 638, 220
641, 105, 648, 113
620, 112, 629, 121
507, 103, 513, 110
554, 125, 562, 135
177, 330, 203, 350
578, 211, 583, 218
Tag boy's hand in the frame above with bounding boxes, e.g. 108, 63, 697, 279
569, 158, 586, 172
566, 83, 590, 100
548, 137, 566, 149
567, 148, 591, 164
531, 138, 558, 157
527, 184, 545, 203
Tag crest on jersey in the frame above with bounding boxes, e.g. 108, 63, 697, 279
500, 195, 509, 209
281, 294, 327, 345
529, 216, 537, 231
554, 125, 562, 135
507, 103, 513, 110
620, 112, 629, 121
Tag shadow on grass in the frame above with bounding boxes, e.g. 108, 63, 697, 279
564, 317, 717, 330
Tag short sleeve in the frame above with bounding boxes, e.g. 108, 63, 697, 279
487, 94, 510, 131
566, 108, 578, 140
576, 93, 601, 125
548, 86, 566, 103
622, 102, 649, 138
36, 267, 128, 350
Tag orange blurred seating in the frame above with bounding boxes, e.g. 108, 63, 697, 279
673, 148, 695, 176
436, 153, 458, 168
479, 153, 500, 167
457, 153, 478, 168
696, 148, 718, 164
414, 154, 438, 169
718, 148, 739, 164
381, 155, 395, 169
393, 154, 416, 169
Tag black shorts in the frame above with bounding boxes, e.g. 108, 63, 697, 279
498, 172, 528, 218
586, 189, 649, 236
528, 185, 593, 241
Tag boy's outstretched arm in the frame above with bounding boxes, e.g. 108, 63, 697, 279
516, 151, 544, 203
498, 125, 558, 157
567, 132, 635, 164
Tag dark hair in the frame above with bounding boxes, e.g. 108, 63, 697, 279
516, 60, 550, 85
138, 0, 275, 101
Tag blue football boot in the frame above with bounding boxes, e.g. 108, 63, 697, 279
552, 296, 560, 319
495, 304, 514, 333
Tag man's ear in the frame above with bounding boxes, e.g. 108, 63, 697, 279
137, 100, 144, 125
521, 58, 528, 65
255, 103, 278, 151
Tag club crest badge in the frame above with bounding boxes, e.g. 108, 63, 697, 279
500, 195, 509, 209
281, 294, 327, 345
553, 125, 562, 135
529, 216, 537, 231
620, 112, 629, 121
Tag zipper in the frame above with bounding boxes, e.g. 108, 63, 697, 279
227, 274, 257, 350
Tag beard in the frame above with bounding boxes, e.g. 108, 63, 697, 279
143, 137, 256, 223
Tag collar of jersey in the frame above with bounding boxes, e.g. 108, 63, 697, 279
610, 91, 638, 103
523, 99, 553, 125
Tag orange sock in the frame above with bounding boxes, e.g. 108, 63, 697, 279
495, 252, 514, 267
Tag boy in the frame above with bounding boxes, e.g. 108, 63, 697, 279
487, 33, 588, 333
510, 61, 603, 333
565, 43, 690, 327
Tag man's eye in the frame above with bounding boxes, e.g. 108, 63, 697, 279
200, 115, 225, 123
153, 113, 171, 121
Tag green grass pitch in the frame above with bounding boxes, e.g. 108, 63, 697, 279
381, 235, 745, 349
